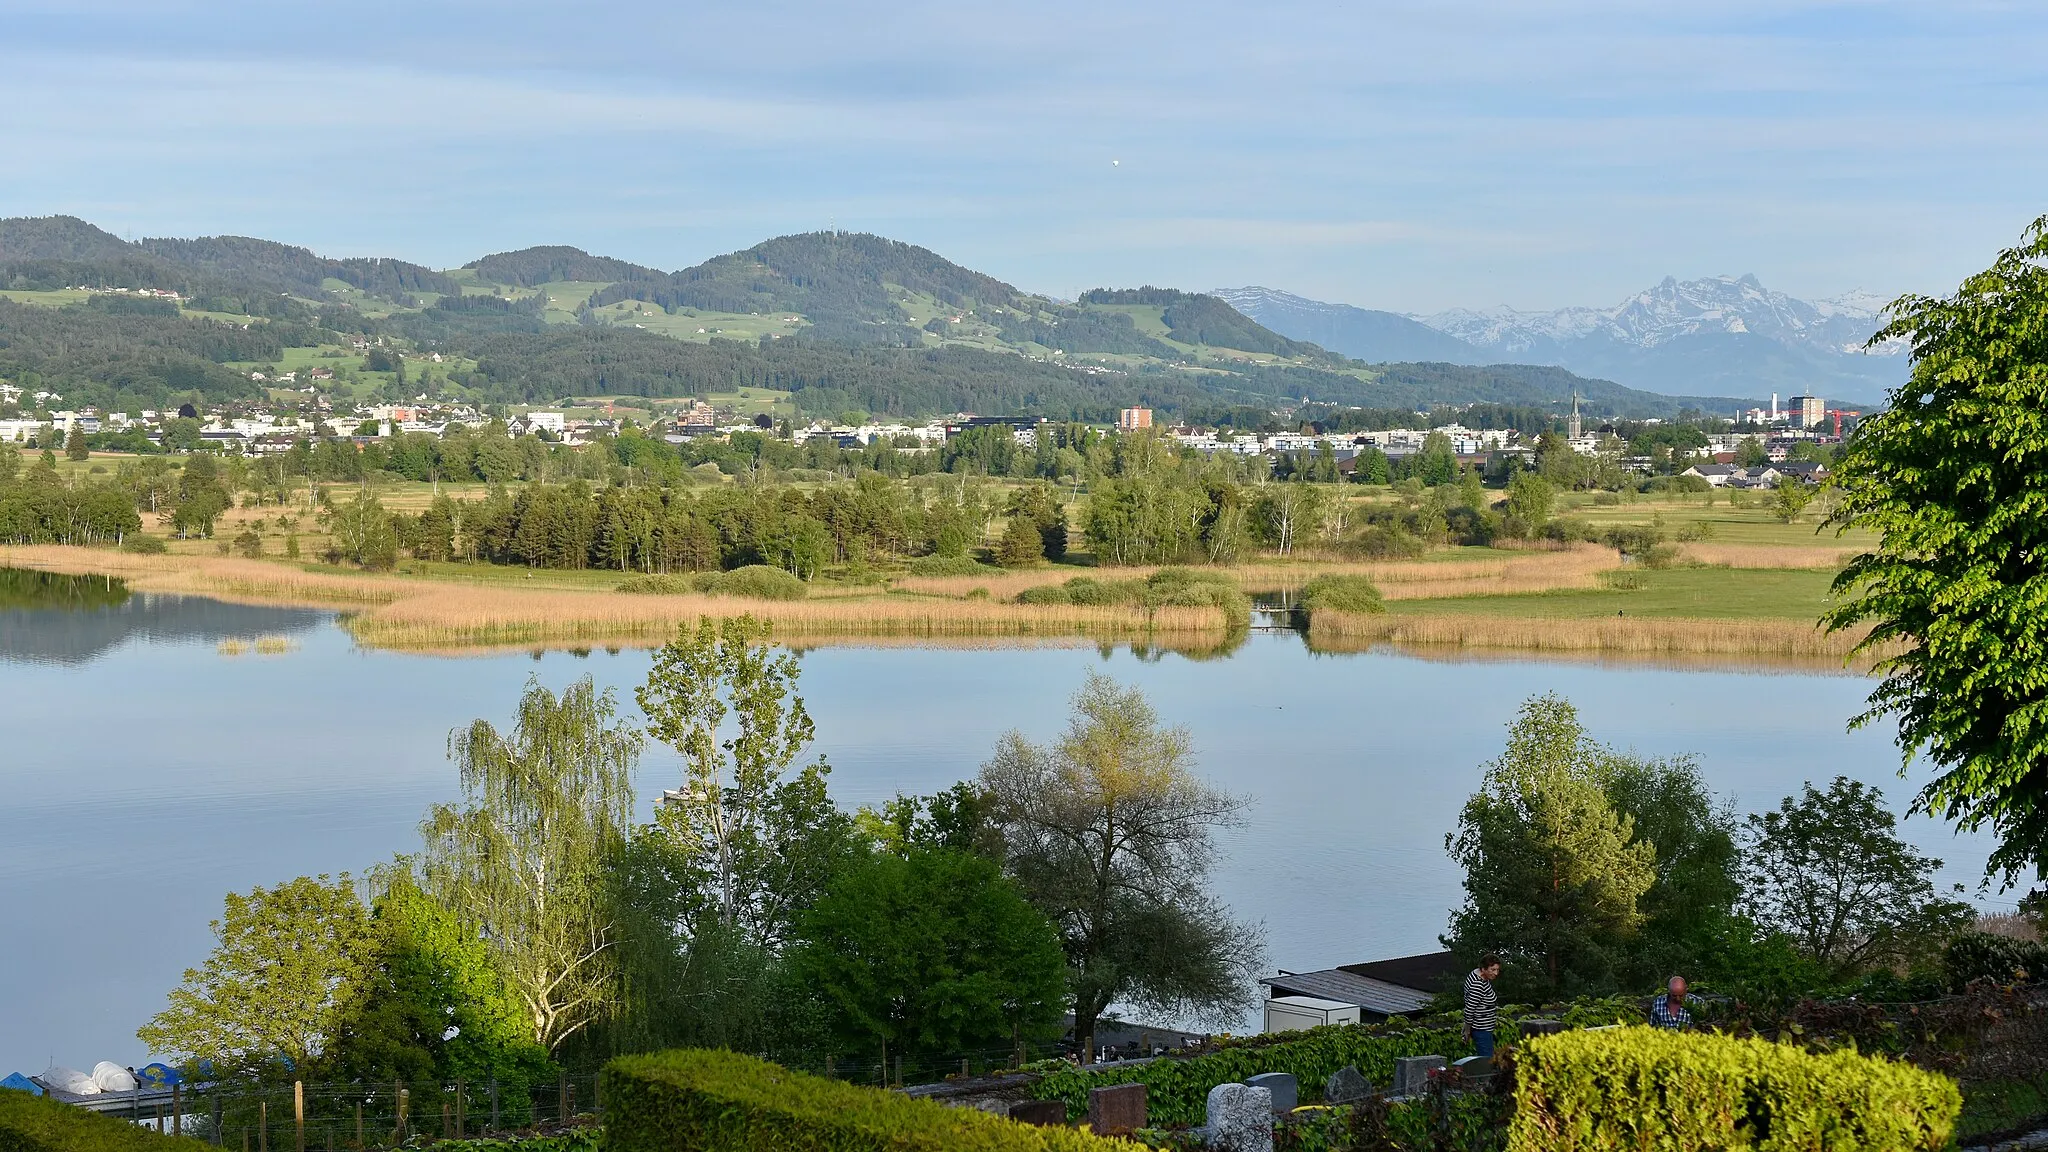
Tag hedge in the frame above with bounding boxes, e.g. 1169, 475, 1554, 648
1509, 1027, 1961, 1152
0, 1089, 212, 1152
601, 1049, 1125, 1152
1032, 1022, 1497, 1127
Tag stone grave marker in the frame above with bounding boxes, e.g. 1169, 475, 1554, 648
1519, 1018, 1565, 1037
1203, 1083, 1273, 1152
1324, 1065, 1371, 1105
1245, 1072, 1297, 1114
1087, 1083, 1146, 1137
1391, 1055, 1445, 1096
1451, 1055, 1492, 1082
1008, 1099, 1066, 1126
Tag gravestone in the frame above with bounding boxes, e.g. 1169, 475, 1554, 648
1244, 1073, 1297, 1114
1451, 1055, 1493, 1082
1391, 1055, 1446, 1096
1323, 1066, 1371, 1105
1519, 1018, 1565, 1037
1088, 1083, 1146, 1137
1203, 1083, 1273, 1152
1009, 1100, 1067, 1126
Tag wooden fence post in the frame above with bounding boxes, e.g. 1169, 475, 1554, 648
354, 1104, 362, 1150
557, 1072, 567, 1122
294, 1082, 305, 1152
259, 1101, 268, 1152
455, 1082, 465, 1139
488, 1079, 499, 1132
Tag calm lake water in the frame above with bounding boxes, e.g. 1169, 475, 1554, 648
0, 571, 2001, 1076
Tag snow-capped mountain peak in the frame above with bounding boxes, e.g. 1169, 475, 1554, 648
1418, 274, 1899, 357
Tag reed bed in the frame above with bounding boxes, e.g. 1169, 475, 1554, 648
1679, 543, 1861, 570
0, 546, 404, 606
344, 586, 1230, 651
215, 635, 301, 657
891, 546, 1622, 601
1307, 609, 1878, 662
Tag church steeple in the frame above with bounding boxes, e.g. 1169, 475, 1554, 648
1567, 390, 1582, 439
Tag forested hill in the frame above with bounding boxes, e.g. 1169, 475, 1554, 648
471, 246, 668, 288
583, 231, 1032, 343
0, 213, 1765, 420
0, 215, 456, 305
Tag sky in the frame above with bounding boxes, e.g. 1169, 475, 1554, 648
0, 0, 2042, 312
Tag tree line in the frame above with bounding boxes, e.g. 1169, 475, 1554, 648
1443, 693, 1977, 1003
140, 621, 1257, 1088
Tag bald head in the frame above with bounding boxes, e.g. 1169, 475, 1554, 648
1668, 976, 1687, 999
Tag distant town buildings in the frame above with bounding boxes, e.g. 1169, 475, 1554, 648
1118, 407, 1154, 431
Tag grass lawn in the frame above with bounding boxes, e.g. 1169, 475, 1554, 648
1387, 565, 1841, 620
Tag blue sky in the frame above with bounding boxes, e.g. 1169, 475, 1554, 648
0, 0, 2041, 311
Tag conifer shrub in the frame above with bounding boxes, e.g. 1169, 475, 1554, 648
1509, 1026, 1960, 1152
602, 1048, 1125, 1152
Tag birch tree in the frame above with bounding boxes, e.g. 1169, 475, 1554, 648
421, 676, 640, 1053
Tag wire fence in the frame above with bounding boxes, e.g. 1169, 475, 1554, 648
118, 1072, 603, 1148
117, 1042, 1078, 1145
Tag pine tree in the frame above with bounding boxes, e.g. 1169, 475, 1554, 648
996, 515, 1045, 567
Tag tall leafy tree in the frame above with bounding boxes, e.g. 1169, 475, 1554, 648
327, 877, 554, 1096
635, 615, 850, 945
787, 846, 1067, 1066
1443, 694, 1657, 996
1599, 752, 1742, 984
1826, 217, 2048, 883
421, 676, 641, 1053
138, 875, 377, 1078
1740, 777, 1974, 977
980, 672, 1261, 1062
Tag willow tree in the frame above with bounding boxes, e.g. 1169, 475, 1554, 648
1826, 216, 2048, 883
980, 672, 1260, 1062
421, 676, 641, 1053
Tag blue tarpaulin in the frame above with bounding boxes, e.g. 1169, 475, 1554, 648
0, 1073, 43, 1095
137, 1064, 180, 1088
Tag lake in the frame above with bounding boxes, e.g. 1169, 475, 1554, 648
0, 571, 1999, 1077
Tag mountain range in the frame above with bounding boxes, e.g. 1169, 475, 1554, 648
1217, 276, 1906, 407
0, 215, 1775, 421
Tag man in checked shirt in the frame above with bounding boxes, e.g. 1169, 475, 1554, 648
1649, 975, 1692, 1030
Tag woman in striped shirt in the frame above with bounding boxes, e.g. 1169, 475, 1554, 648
1462, 954, 1502, 1059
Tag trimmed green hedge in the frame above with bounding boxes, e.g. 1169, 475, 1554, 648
601, 1049, 1125, 1151
1032, 1022, 1495, 1127
1509, 1027, 1961, 1152
0, 1090, 212, 1152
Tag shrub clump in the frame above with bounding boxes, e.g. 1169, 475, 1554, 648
1510, 1026, 1960, 1152
120, 534, 169, 554
615, 574, 695, 595
702, 565, 808, 600
0, 1088, 211, 1152
1297, 574, 1386, 620
1013, 569, 1249, 626
604, 1048, 1124, 1152
614, 567, 808, 600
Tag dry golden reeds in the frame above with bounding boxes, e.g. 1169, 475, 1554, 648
1306, 609, 1877, 662
342, 587, 1231, 651
0, 545, 403, 606
891, 546, 1623, 601
1678, 544, 1861, 570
